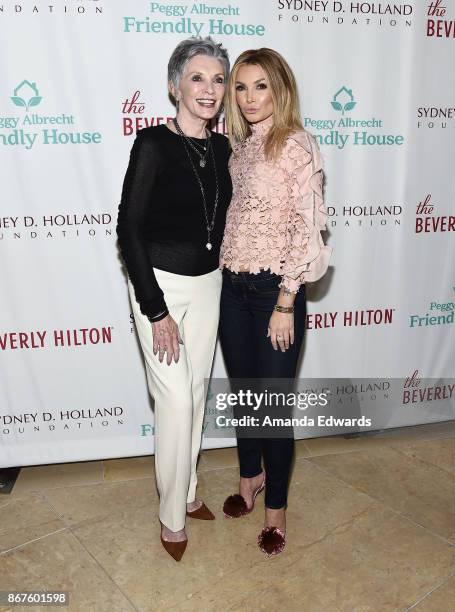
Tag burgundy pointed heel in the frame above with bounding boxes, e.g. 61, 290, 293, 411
160, 534, 187, 562
186, 501, 215, 520
223, 472, 266, 518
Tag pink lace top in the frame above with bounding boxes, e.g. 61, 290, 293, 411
219, 114, 331, 292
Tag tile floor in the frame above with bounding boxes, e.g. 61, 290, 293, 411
1, 422, 455, 612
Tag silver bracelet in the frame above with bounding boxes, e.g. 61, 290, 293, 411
148, 309, 168, 322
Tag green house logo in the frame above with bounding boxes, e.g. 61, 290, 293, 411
11, 80, 42, 111
331, 86, 356, 115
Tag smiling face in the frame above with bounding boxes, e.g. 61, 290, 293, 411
235, 63, 274, 124
171, 54, 225, 122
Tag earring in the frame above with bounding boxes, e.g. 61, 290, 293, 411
176, 99, 180, 112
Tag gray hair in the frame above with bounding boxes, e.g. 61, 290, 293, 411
168, 36, 230, 90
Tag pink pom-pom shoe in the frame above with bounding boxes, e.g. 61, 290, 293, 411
223, 472, 266, 518
257, 526, 286, 557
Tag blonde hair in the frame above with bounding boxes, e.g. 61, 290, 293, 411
225, 48, 303, 161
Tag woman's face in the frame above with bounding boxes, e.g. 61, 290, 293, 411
235, 63, 274, 124
173, 55, 225, 121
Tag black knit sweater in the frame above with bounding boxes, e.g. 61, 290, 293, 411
116, 124, 232, 321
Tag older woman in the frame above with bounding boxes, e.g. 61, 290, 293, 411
116, 37, 231, 561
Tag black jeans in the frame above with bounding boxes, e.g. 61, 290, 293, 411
218, 267, 306, 508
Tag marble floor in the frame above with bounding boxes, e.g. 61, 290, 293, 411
1, 421, 455, 612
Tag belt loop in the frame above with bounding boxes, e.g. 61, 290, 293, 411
244, 271, 256, 290
239, 271, 251, 290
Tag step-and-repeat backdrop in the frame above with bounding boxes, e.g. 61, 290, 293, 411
1, 1, 454, 467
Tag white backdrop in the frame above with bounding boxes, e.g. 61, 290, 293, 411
1, 0, 454, 467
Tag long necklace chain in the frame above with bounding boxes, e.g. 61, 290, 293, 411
173, 117, 219, 250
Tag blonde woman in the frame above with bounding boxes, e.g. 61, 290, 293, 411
219, 48, 331, 556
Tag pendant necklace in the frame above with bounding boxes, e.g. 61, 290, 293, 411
173, 117, 219, 250
173, 118, 210, 167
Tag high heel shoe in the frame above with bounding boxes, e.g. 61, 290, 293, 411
160, 535, 187, 561
160, 525, 187, 562
223, 472, 266, 518
257, 526, 286, 557
186, 500, 215, 520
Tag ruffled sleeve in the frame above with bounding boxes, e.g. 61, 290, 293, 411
279, 130, 332, 293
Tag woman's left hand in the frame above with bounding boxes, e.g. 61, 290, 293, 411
267, 311, 294, 352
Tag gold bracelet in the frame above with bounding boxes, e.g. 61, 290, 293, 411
274, 304, 294, 314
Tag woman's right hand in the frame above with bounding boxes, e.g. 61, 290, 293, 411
152, 314, 183, 365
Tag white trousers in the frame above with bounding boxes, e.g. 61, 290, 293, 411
128, 267, 222, 531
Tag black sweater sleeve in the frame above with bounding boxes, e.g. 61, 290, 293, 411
116, 131, 169, 322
